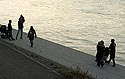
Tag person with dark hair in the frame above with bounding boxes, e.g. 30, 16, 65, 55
96, 40, 105, 67
27, 26, 37, 47
107, 39, 116, 67
8, 20, 15, 41
16, 14, 25, 39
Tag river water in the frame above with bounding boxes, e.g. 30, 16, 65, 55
0, 0, 125, 66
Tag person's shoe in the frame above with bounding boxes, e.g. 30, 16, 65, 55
105, 61, 109, 64
101, 64, 104, 68
31, 44, 33, 47
105, 61, 108, 63
95, 59, 98, 62
101, 62, 104, 68
12, 38, 15, 40
97, 64, 100, 67
112, 65, 115, 67
107, 61, 110, 64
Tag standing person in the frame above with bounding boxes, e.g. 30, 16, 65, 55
16, 14, 25, 39
104, 47, 110, 63
27, 26, 37, 47
8, 20, 15, 41
96, 40, 105, 67
108, 39, 116, 67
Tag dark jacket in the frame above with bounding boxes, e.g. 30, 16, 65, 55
18, 16, 25, 29
96, 44, 105, 60
109, 42, 116, 59
19, 15, 25, 24
27, 29, 36, 40
8, 23, 12, 31
18, 20, 23, 29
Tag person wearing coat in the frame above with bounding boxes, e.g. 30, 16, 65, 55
8, 20, 15, 41
27, 26, 37, 47
96, 40, 105, 67
16, 14, 25, 39
108, 39, 116, 67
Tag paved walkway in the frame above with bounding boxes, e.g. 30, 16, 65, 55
0, 40, 63, 79
2, 29, 125, 79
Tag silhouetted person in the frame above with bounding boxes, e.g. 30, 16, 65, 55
27, 26, 37, 47
8, 20, 14, 41
0, 25, 8, 39
96, 40, 105, 67
0, 25, 1, 33
104, 47, 109, 63
108, 39, 116, 67
16, 14, 25, 39
1, 25, 6, 34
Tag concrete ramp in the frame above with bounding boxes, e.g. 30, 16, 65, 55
2, 29, 125, 79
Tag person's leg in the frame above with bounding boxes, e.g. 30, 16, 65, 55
112, 58, 115, 67
107, 58, 111, 64
5, 30, 9, 39
20, 28, 23, 39
100, 57, 104, 67
16, 29, 20, 39
97, 62, 100, 67
97, 59, 101, 67
8, 31, 11, 41
30, 40, 32, 47
30, 40, 33, 47
10, 31, 14, 40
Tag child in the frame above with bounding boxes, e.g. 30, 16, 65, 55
104, 47, 110, 63
27, 26, 37, 47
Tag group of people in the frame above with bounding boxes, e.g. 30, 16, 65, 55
96, 39, 116, 67
0, 14, 37, 47
0, 15, 117, 66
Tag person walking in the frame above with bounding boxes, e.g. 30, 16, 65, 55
96, 40, 105, 67
27, 26, 37, 47
16, 14, 25, 39
107, 39, 116, 67
8, 20, 15, 41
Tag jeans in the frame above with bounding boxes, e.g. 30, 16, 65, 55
108, 58, 115, 66
8, 31, 14, 40
16, 28, 23, 39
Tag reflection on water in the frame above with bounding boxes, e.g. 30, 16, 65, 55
0, 0, 125, 66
